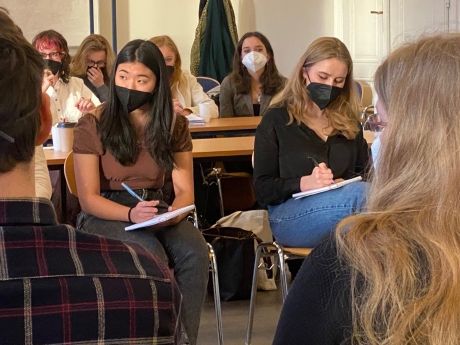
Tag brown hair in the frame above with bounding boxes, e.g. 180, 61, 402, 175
229, 31, 284, 95
337, 33, 460, 345
274, 37, 360, 139
0, 8, 43, 172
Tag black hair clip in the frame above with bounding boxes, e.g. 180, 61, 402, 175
0, 129, 14, 143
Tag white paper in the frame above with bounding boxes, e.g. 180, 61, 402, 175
124, 205, 196, 231
186, 114, 205, 124
292, 176, 362, 200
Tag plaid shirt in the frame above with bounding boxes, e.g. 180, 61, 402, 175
0, 198, 181, 345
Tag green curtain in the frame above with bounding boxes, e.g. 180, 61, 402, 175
190, 0, 238, 82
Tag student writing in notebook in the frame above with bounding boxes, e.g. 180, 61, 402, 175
253, 37, 369, 248
274, 33, 460, 345
72, 40, 208, 345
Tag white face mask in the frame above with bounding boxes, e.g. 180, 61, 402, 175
242, 51, 268, 73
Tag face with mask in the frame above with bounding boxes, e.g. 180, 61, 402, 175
158, 45, 177, 82
114, 61, 156, 113
241, 36, 269, 74
303, 57, 348, 110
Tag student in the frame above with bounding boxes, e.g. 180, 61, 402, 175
253, 37, 369, 248
273, 34, 460, 345
0, 8, 181, 344
71, 34, 115, 103
219, 31, 286, 117
150, 35, 218, 120
33, 30, 100, 124
73, 39, 208, 345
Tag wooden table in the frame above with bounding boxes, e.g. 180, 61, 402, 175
188, 116, 260, 138
45, 136, 255, 166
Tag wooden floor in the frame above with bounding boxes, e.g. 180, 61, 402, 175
197, 289, 283, 345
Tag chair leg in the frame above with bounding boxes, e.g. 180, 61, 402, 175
245, 242, 275, 345
274, 242, 288, 302
207, 243, 224, 345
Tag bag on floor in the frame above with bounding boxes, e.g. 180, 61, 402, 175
202, 226, 256, 301
213, 210, 277, 291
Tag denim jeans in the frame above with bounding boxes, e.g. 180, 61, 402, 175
268, 182, 367, 247
77, 190, 209, 345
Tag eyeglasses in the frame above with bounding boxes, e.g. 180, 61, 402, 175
364, 113, 387, 132
87, 60, 106, 68
40, 51, 65, 59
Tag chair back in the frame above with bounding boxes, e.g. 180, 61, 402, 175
64, 151, 78, 197
355, 79, 373, 109
197, 76, 220, 93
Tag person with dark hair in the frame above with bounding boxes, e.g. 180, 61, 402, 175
73, 39, 209, 345
0, 8, 181, 345
253, 37, 369, 248
219, 31, 286, 117
33, 30, 100, 124
71, 34, 116, 102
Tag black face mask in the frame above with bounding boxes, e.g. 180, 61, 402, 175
165, 65, 175, 80
115, 85, 153, 113
307, 82, 342, 110
306, 82, 343, 110
43, 59, 62, 75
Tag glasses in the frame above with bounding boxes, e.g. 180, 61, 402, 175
40, 51, 65, 59
364, 113, 387, 132
87, 60, 106, 68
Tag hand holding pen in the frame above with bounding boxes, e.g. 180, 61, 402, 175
121, 182, 170, 223
300, 156, 334, 191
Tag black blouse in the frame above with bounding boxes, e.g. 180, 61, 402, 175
253, 107, 369, 207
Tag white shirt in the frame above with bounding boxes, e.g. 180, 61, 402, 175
46, 77, 101, 124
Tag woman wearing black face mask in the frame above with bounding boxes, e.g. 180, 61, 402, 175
253, 37, 370, 249
149, 35, 218, 120
71, 34, 115, 103
72, 39, 209, 345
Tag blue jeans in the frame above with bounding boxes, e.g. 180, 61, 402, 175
268, 182, 367, 247
77, 190, 208, 345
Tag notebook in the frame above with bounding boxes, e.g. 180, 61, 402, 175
125, 204, 196, 231
292, 176, 363, 200
186, 114, 206, 126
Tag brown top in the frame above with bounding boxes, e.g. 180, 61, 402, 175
73, 113, 192, 191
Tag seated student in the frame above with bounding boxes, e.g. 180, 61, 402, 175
273, 34, 460, 345
253, 37, 369, 248
71, 34, 115, 103
0, 7, 181, 344
32, 29, 100, 124
219, 31, 286, 117
73, 39, 208, 345
150, 35, 218, 120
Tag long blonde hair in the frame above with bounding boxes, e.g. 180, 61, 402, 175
273, 37, 360, 139
337, 33, 460, 345
70, 34, 115, 77
149, 35, 183, 87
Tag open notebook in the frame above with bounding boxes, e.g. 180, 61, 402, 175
125, 204, 195, 231
292, 176, 362, 200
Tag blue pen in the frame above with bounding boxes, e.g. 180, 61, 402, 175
121, 182, 144, 202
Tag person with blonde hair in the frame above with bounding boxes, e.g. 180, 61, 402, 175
149, 35, 218, 119
253, 37, 369, 248
273, 33, 460, 344
71, 34, 115, 102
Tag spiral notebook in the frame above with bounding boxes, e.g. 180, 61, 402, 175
292, 176, 362, 200
125, 204, 195, 231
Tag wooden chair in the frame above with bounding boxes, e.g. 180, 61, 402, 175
245, 241, 313, 345
64, 151, 224, 345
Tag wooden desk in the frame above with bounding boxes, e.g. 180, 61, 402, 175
45, 136, 255, 166
188, 116, 260, 137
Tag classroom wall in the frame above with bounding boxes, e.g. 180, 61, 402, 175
4, 0, 335, 76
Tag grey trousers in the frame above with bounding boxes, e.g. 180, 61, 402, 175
77, 190, 209, 345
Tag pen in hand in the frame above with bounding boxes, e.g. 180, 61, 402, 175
307, 156, 320, 167
121, 182, 144, 202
